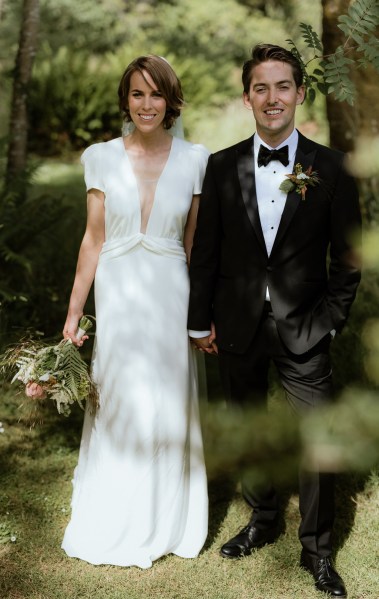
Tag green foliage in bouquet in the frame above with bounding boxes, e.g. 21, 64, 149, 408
0, 317, 98, 416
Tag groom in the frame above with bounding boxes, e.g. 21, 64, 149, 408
188, 44, 361, 597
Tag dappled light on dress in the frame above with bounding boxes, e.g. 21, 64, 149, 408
61, 136, 210, 568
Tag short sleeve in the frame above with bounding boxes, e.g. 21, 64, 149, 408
191, 144, 210, 195
80, 143, 105, 192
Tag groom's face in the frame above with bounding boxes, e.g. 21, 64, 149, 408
243, 60, 305, 146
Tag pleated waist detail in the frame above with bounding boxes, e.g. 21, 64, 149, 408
98, 234, 187, 263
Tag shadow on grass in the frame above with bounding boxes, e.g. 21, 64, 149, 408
333, 471, 371, 556
202, 356, 374, 557
204, 474, 236, 549
1, 363, 375, 582
36, 403, 84, 451
0, 388, 83, 484
204, 469, 372, 558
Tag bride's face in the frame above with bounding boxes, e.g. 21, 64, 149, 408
127, 70, 167, 133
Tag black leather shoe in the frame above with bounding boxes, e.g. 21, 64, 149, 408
220, 524, 278, 558
300, 550, 347, 597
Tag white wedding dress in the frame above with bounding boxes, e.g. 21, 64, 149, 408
61, 136, 209, 568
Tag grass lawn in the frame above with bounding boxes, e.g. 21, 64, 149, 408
2, 144, 377, 598
0, 384, 378, 599
31, 159, 84, 199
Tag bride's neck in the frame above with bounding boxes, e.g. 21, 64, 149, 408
125, 128, 172, 154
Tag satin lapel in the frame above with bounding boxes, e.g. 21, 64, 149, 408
236, 138, 267, 254
271, 139, 317, 255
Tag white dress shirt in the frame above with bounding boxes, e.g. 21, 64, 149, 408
254, 129, 298, 299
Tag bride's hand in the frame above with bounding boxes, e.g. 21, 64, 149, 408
63, 315, 88, 347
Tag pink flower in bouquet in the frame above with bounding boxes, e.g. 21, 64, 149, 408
25, 382, 46, 399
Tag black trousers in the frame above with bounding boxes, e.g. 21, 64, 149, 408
218, 305, 334, 558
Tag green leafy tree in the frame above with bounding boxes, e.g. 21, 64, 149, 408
288, 0, 379, 227
23, 0, 294, 153
287, 0, 379, 107
38, 0, 129, 54
236, 0, 294, 17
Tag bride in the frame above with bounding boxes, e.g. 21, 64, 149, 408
61, 55, 209, 568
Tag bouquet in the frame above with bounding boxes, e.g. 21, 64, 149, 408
0, 316, 98, 416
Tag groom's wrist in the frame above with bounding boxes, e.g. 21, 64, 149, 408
188, 329, 211, 338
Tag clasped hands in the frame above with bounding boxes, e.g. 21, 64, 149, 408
190, 322, 218, 355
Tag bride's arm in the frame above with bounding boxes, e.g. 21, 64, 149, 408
63, 188, 105, 346
183, 194, 200, 265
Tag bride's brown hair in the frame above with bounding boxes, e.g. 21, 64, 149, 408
118, 55, 184, 130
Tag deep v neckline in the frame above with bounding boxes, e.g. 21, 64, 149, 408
122, 136, 175, 234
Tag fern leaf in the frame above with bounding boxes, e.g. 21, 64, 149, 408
337, 0, 379, 41
299, 23, 323, 52
285, 40, 321, 103
359, 39, 379, 71
307, 88, 316, 103
324, 53, 356, 105
316, 81, 328, 94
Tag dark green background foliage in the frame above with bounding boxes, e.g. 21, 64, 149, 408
0, 0, 312, 154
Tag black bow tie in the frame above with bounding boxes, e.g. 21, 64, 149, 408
257, 144, 289, 167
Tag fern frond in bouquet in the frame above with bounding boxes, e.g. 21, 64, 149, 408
0, 317, 98, 416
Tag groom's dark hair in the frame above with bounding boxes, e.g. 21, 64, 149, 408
242, 44, 304, 93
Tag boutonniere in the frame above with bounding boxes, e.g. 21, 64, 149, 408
279, 163, 321, 200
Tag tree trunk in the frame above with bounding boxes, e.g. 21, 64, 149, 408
321, 0, 357, 151
322, 0, 379, 149
322, 0, 379, 223
5, 0, 40, 186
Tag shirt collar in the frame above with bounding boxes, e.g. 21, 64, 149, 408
254, 129, 298, 160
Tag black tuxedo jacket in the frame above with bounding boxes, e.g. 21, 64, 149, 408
188, 131, 362, 355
